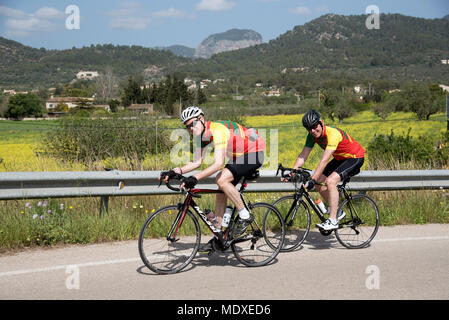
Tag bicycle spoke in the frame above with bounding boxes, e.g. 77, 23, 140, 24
232, 203, 285, 267
272, 195, 311, 251
335, 194, 380, 249
139, 206, 200, 274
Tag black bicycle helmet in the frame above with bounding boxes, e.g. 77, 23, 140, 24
302, 109, 321, 130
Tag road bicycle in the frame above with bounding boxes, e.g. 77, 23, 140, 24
273, 164, 380, 251
138, 170, 285, 274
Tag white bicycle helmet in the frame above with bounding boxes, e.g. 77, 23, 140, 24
180, 106, 204, 124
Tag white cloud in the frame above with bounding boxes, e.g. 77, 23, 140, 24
0, 6, 27, 18
34, 7, 65, 19
106, 2, 151, 30
0, 6, 65, 37
196, 0, 235, 11
288, 6, 312, 15
109, 16, 151, 30
152, 7, 191, 19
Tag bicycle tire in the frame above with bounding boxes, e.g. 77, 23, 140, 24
272, 195, 311, 252
231, 202, 285, 267
138, 205, 201, 274
334, 194, 380, 249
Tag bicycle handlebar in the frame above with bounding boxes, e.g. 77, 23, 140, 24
276, 163, 312, 183
159, 173, 202, 198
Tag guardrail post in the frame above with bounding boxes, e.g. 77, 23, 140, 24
99, 196, 109, 217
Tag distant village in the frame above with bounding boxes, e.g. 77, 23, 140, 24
2, 60, 449, 119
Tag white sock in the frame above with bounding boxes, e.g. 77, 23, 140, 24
329, 218, 338, 225
238, 208, 250, 219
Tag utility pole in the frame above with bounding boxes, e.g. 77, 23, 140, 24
446, 95, 449, 131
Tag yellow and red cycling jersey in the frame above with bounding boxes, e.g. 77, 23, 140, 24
201, 120, 266, 159
305, 125, 365, 160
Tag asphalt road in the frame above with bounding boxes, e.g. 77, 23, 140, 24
1, 224, 448, 300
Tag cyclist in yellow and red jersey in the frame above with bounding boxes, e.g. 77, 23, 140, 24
159, 106, 266, 252
282, 109, 365, 231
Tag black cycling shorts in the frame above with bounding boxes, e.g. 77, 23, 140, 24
322, 157, 364, 182
225, 151, 264, 186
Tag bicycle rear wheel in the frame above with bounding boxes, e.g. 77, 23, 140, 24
334, 194, 380, 249
138, 205, 201, 274
272, 195, 311, 251
231, 202, 285, 267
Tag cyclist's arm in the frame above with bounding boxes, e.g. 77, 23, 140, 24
292, 147, 313, 170
192, 146, 226, 181
311, 149, 334, 180
175, 146, 208, 175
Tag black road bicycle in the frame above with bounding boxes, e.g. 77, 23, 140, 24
273, 164, 380, 251
138, 171, 285, 274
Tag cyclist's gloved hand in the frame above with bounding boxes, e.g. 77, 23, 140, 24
160, 170, 177, 180
305, 179, 316, 191
182, 176, 198, 189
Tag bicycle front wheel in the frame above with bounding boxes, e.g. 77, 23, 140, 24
272, 195, 311, 251
334, 194, 380, 249
138, 205, 201, 274
232, 202, 285, 267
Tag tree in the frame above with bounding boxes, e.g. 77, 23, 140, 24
402, 83, 445, 120
121, 77, 143, 107
5, 93, 45, 119
96, 67, 118, 103
320, 88, 357, 123
108, 99, 120, 113
197, 87, 207, 105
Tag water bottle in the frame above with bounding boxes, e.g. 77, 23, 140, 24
314, 198, 327, 214
205, 209, 220, 230
221, 206, 233, 228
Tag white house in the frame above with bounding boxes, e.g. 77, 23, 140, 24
439, 84, 449, 93
3, 89, 16, 95
46, 96, 94, 110
76, 71, 99, 80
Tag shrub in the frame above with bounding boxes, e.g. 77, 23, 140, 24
367, 128, 448, 169
39, 116, 173, 167
5, 93, 45, 119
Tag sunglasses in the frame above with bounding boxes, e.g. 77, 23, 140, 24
307, 122, 320, 131
185, 118, 200, 129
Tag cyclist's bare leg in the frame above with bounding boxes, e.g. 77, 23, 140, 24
216, 168, 245, 214
317, 172, 341, 221
314, 172, 340, 220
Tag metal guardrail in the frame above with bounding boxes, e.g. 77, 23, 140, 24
1, 170, 448, 200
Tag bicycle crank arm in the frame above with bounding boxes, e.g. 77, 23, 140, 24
167, 237, 180, 243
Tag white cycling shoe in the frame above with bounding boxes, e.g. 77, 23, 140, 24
316, 219, 339, 231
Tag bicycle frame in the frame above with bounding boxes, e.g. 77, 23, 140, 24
286, 185, 328, 223
166, 180, 254, 247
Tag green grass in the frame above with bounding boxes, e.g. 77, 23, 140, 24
1, 189, 447, 252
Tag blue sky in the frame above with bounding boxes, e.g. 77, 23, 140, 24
0, 0, 448, 50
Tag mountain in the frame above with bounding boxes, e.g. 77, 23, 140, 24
0, 40, 190, 88
179, 14, 449, 85
1, 14, 449, 90
194, 28, 263, 59
0, 37, 47, 70
156, 45, 195, 58
443, 14, 449, 20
